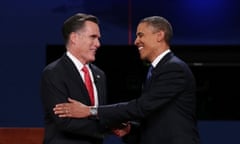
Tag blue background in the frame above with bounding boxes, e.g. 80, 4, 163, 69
1, 0, 240, 143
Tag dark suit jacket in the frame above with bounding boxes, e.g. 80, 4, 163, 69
98, 52, 200, 144
41, 53, 107, 144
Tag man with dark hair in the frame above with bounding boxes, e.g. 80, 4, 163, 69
54, 16, 200, 144
41, 13, 110, 144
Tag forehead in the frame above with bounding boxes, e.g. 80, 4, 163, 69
136, 22, 154, 34
81, 21, 100, 34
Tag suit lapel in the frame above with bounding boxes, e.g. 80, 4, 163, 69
143, 52, 174, 90
152, 52, 174, 79
62, 54, 92, 104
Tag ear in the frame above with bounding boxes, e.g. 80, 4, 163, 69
156, 31, 165, 42
69, 32, 78, 44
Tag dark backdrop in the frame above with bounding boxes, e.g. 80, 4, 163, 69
1, 0, 240, 144
46, 44, 240, 120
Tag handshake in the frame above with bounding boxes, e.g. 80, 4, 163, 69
53, 97, 131, 137
111, 122, 131, 137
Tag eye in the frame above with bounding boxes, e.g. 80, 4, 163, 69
138, 34, 143, 38
90, 35, 99, 40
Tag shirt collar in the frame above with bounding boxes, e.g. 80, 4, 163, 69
66, 51, 85, 70
151, 49, 170, 68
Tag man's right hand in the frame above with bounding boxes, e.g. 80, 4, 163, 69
53, 97, 91, 118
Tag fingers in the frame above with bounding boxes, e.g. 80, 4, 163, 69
54, 104, 68, 113
112, 123, 131, 137
112, 129, 120, 136
112, 129, 126, 137
53, 104, 71, 118
55, 103, 68, 108
53, 108, 72, 117
53, 98, 81, 118
58, 112, 72, 118
68, 97, 76, 103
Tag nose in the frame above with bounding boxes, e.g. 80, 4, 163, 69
134, 37, 139, 46
95, 39, 101, 48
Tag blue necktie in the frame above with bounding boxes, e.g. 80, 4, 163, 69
146, 65, 153, 81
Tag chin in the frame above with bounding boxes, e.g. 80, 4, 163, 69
90, 57, 96, 62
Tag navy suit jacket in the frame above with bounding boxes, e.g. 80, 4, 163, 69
41, 53, 107, 144
98, 52, 200, 144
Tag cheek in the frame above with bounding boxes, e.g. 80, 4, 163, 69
139, 48, 148, 60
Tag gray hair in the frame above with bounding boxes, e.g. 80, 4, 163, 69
140, 16, 173, 44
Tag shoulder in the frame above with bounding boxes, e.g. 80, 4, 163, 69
41, 55, 72, 78
89, 64, 105, 75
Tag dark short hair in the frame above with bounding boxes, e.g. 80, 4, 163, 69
62, 13, 99, 43
140, 16, 173, 44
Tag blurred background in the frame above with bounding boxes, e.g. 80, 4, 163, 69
1, 0, 240, 143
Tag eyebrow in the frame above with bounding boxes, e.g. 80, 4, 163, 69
90, 34, 100, 38
136, 32, 143, 36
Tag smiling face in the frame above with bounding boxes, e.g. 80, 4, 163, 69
68, 21, 101, 64
134, 22, 164, 62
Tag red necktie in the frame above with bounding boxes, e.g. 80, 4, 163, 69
82, 66, 94, 106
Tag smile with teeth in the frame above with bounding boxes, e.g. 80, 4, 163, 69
138, 46, 143, 50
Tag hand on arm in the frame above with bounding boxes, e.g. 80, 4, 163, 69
54, 98, 131, 137
53, 98, 91, 118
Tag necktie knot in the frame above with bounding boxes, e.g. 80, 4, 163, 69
82, 66, 89, 74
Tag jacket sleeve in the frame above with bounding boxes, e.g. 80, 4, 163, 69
97, 62, 187, 127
